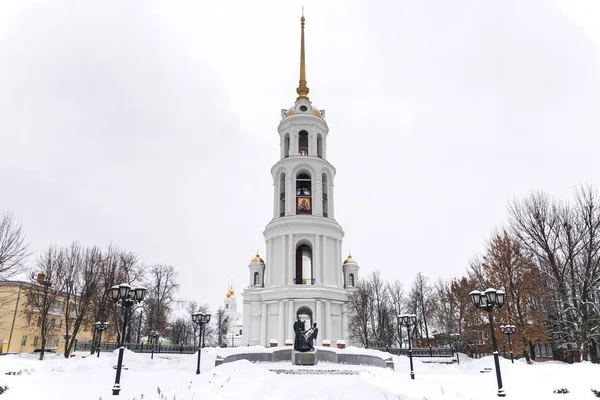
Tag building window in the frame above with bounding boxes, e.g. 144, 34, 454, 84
295, 244, 313, 285
279, 172, 286, 217
47, 337, 53, 347
49, 319, 55, 330
298, 131, 308, 155
322, 173, 328, 218
58, 319, 62, 329
25, 315, 31, 326
226, 304, 229, 309
56, 338, 60, 347
254, 272, 259, 286
239, 329, 242, 335
296, 173, 312, 215
21, 335, 27, 347
33, 337, 39, 347
349, 273, 355, 287
37, 316, 41, 327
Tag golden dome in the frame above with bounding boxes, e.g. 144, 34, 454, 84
251, 251, 265, 264
343, 252, 357, 265
226, 281, 235, 298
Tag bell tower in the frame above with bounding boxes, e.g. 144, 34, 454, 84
242, 14, 359, 348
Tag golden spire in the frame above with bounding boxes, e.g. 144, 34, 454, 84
296, 10, 310, 100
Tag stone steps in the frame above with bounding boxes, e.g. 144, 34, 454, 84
270, 369, 361, 375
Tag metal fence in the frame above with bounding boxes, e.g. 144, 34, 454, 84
377, 347, 454, 358
76, 342, 198, 355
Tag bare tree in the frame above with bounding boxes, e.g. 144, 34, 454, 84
62, 243, 103, 357
388, 279, 406, 347
26, 245, 66, 360
214, 307, 230, 347
348, 278, 372, 348
0, 211, 30, 280
144, 264, 179, 335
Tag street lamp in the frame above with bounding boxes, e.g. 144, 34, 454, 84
110, 283, 146, 396
95, 322, 109, 358
398, 314, 417, 380
449, 333, 460, 365
192, 311, 211, 375
149, 330, 159, 360
500, 325, 516, 364
470, 288, 506, 397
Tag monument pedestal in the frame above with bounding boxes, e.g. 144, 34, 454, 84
291, 349, 318, 366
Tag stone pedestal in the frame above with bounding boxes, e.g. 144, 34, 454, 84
291, 350, 318, 366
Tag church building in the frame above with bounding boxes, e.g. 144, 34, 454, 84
241, 15, 360, 347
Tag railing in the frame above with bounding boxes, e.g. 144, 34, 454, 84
293, 278, 316, 285
379, 347, 454, 358
76, 342, 198, 354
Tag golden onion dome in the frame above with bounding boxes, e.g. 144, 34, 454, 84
343, 252, 357, 265
251, 251, 265, 264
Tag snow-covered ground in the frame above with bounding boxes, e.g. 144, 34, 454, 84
0, 347, 598, 400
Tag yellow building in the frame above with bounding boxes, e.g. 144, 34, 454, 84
0, 280, 97, 354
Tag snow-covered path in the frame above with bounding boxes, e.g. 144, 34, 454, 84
0, 348, 598, 400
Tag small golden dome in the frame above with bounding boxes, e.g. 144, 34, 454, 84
251, 251, 265, 264
343, 252, 357, 265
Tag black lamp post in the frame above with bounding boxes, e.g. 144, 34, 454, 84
398, 313, 417, 380
450, 333, 460, 365
192, 311, 211, 375
470, 288, 506, 397
110, 283, 146, 396
149, 330, 159, 360
95, 322, 109, 358
500, 325, 516, 364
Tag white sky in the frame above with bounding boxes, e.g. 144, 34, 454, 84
1, 0, 600, 312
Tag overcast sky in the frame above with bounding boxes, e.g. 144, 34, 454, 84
1, 0, 600, 312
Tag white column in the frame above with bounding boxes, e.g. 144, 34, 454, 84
291, 132, 299, 155
281, 235, 287, 285
288, 234, 294, 284
322, 236, 328, 285
273, 181, 278, 218
322, 133, 327, 159
314, 175, 322, 216
329, 181, 335, 219
280, 134, 285, 159
308, 132, 315, 156
286, 175, 293, 216
267, 239, 273, 286
325, 301, 332, 341
316, 300, 323, 345
314, 234, 321, 284
287, 300, 294, 341
278, 301, 285, 346
342, 303, 348, 341
336, 239, 342, 288
260, 303, 267, 347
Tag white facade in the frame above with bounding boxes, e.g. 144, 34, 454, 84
241, 16, 359, 347
223, 285, 243, 347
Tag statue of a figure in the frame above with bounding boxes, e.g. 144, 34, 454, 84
303, 323, 318, 351
293, 316, 306, 351
294, 317, 319, 352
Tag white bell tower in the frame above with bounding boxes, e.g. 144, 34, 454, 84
242, 14, 359, 347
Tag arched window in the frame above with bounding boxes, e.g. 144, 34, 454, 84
295, 244, 313, 284
349, 273, 354, 287
322, 173, 328, 218
317, 134, 323, 158
284, 134, 290, 158
279, 173, 286, 217
299, 131, 308, 156
296, 173, 312, 215
254, 272, 259, 286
